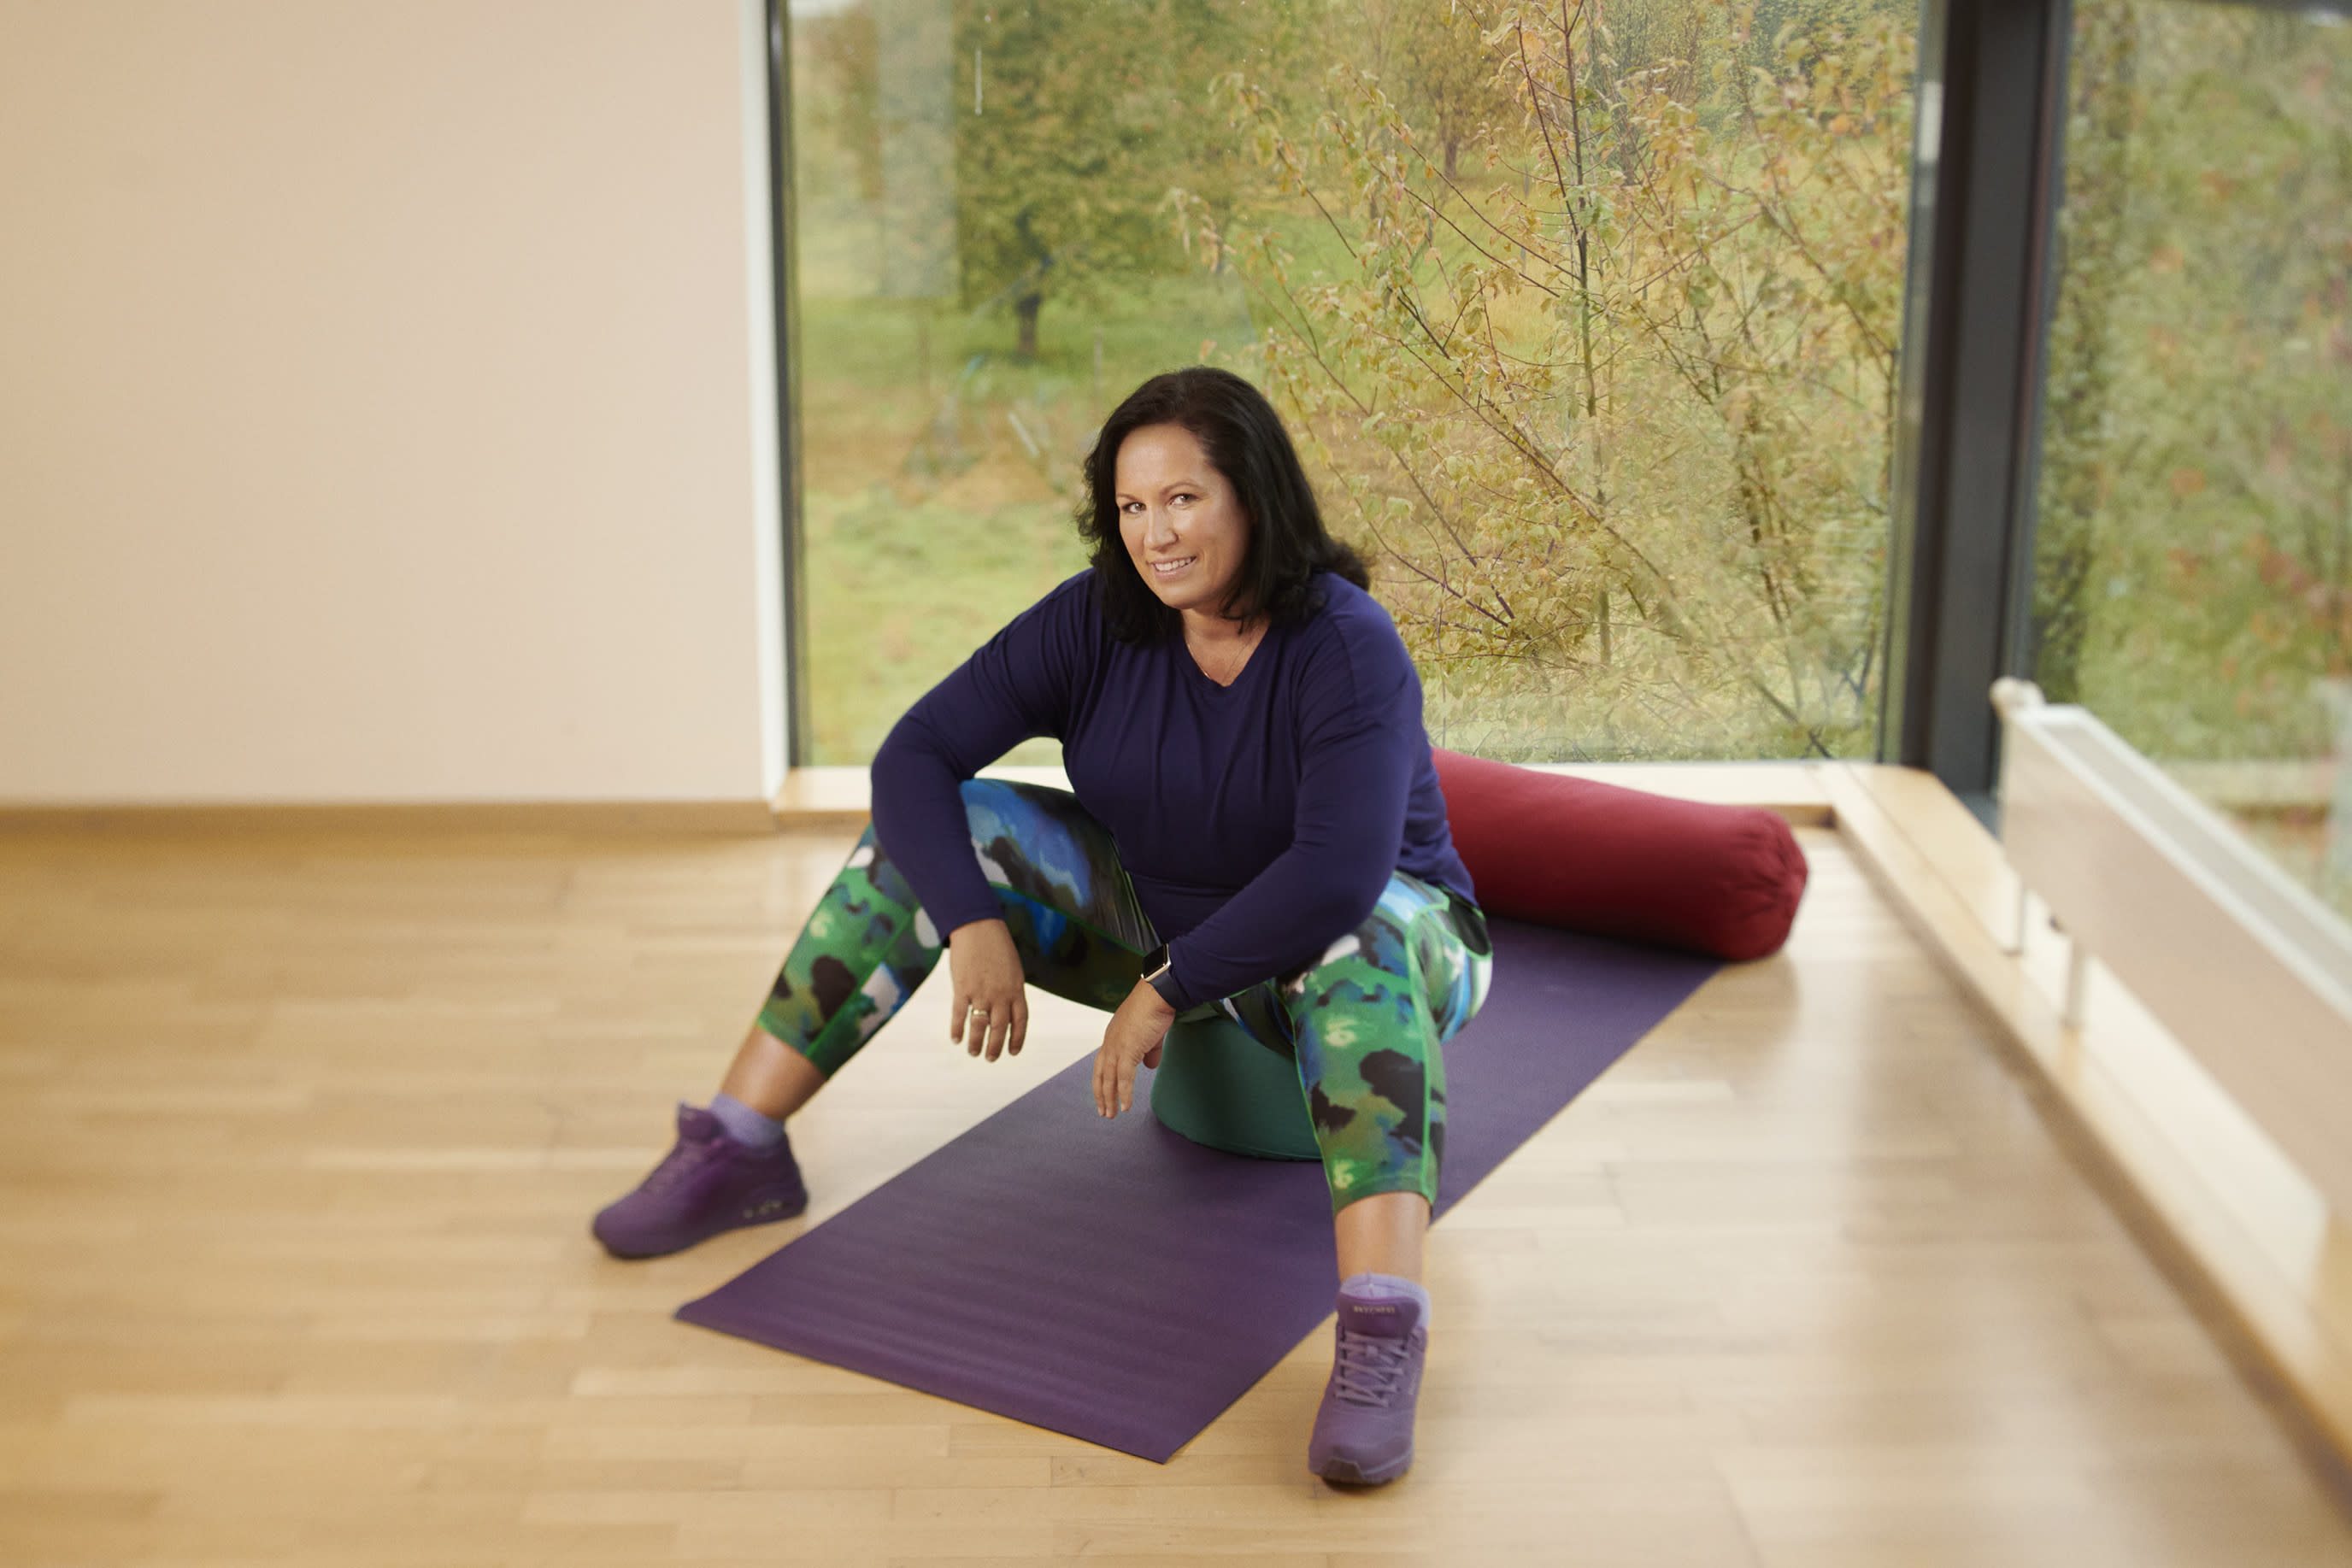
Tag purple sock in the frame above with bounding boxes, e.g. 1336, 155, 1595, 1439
708, 1091, 785, 1149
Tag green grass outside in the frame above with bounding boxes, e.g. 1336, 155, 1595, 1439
797, 273, 1259, 764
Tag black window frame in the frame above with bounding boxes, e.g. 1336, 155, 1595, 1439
767, 0, 809, 767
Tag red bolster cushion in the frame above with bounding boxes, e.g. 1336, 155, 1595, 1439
1432, 748, 1808, 962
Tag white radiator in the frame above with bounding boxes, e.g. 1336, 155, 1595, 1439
1993, 678, 2352, 1217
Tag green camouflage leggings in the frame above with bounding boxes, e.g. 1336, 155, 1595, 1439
756, 779, 1491, 1213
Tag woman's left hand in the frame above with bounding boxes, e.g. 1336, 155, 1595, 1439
1093, 978, 1178, 1118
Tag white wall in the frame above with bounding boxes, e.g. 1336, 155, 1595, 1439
0, 0, 786, 805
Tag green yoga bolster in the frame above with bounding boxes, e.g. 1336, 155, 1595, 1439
1148, 1015, 1320, 1160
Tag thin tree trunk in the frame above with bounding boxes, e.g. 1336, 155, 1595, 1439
1015, 292, 1042, 360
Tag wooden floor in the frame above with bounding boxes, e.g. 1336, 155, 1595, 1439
3, 824, 2350, 1566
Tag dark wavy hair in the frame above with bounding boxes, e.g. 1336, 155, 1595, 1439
1077, 367, 1369, 643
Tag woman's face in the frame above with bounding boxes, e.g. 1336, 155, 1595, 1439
1114, 422, 1250, 622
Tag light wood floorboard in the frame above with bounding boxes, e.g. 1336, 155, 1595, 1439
1, 826, 2348, 1565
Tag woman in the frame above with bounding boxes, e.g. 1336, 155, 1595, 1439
593, 367, 1491, 1485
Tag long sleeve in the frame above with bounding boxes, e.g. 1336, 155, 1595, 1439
869, 575, 1093, 936
1150, 629, 1417, 1010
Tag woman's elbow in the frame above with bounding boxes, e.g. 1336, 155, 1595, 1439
1316, 860, 1393, 944
872, 713, 944, 786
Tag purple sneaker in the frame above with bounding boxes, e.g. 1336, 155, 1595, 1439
591, 1104, 807, 1259
1308, 1274, 1430, 1485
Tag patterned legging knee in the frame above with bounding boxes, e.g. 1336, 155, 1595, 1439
755, 779, 1492, 1213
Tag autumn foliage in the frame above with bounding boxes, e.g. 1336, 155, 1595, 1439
1179, 0, 1916, 758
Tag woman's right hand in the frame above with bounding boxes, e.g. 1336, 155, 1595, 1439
946, 918, 1028, 1061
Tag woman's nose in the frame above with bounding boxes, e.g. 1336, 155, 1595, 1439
1144, 508, 1179, 548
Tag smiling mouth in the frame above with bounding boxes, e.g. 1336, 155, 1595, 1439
1150, 556, 1197, 576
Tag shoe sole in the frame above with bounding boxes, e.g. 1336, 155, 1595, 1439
594, 1189, 808, 1260
1314, 1446, 1414, 1487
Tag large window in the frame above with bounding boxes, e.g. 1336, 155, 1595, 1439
2032, 0, 2352, 912
789, 0, 1921, 764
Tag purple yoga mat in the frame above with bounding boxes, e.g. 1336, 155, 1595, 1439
677, 919, 1718, 1461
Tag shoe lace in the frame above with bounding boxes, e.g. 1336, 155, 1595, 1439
1331, 1327, 1411, 1407
642, 1131, 724, 1195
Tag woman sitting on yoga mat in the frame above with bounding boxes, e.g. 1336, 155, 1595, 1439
593, 366, 1491, 1486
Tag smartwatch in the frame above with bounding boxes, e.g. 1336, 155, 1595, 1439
1139, 943, 1179, 1006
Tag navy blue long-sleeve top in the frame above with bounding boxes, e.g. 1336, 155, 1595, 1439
868, 569, 1473, 1011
